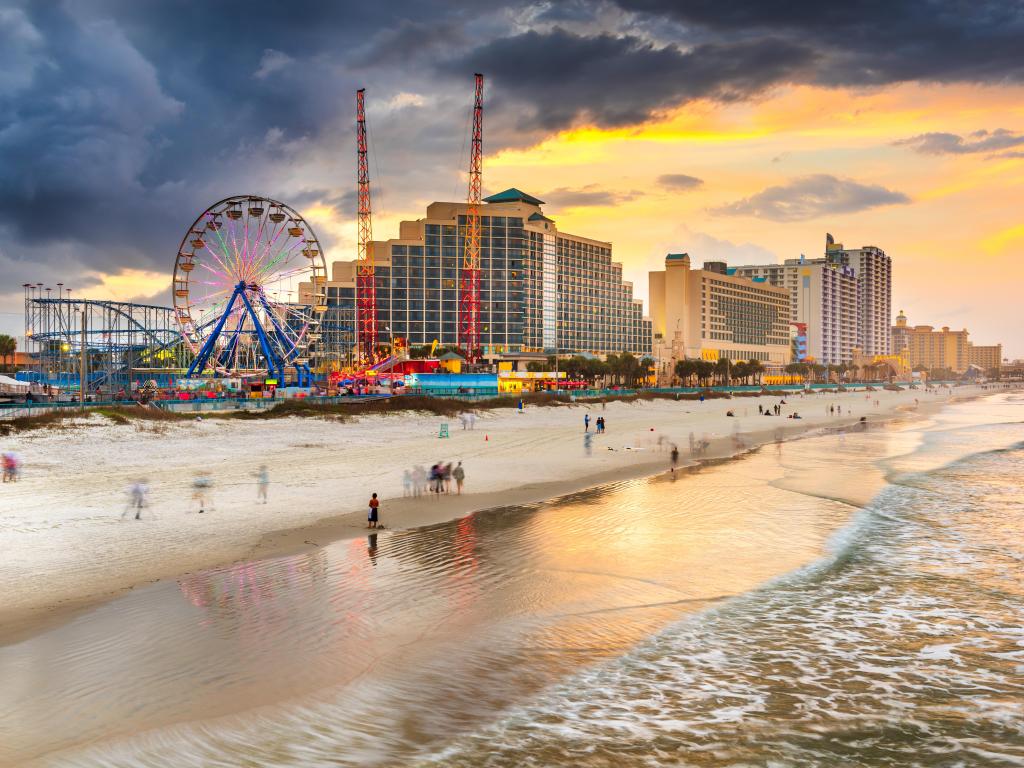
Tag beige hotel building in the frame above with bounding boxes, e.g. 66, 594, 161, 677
649, 254, 792, 370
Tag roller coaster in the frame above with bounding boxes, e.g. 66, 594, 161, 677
22, 284, 191, 392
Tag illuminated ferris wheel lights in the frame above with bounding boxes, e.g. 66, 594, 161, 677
173, 195, 327, 382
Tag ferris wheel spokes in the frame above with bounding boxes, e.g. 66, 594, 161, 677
173, 195, 328, 384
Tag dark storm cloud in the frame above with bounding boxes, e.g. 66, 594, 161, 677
447, 1, 1024, 139
894, 129, 1024, 156
0, 0, 494, 296
612, 0, 1024, 86
713, 175, 910, 222
543, 185, 641, 208
452, 28, 815, 131
657, 174, 704, 190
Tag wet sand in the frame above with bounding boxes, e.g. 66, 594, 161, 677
0, 387, 992, 645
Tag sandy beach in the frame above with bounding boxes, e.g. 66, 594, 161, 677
0, 386, 978, 639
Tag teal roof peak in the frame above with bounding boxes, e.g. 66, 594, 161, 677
665, 252, 690, 260
483, 188, 545, 206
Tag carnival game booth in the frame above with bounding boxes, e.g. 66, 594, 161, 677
497, 370, 567, 393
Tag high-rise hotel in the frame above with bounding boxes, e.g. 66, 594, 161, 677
304, 189, 651, 361
732, 234, 892, 364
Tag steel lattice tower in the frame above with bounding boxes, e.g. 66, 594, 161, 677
458, 74, 484, 361
355, 88, 377, 364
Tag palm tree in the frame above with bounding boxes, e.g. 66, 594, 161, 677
0, 334, 15, 368
619, 352, 639, 386
674, 358, 694, 386
747, 359, 765, 385
714, 357, 731, 386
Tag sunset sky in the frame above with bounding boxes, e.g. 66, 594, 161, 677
2, 1, 1023, 355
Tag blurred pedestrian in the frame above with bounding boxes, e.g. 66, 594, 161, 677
256, 464, 269, 504
123, 479, 149, 520
453, 461, 465, 494
192, 471, 212, 513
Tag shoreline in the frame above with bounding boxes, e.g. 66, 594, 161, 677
0, 386, 998, 645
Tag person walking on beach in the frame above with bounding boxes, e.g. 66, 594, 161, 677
413, 465, 427, 497
256, 464, 269, 504
2, 452, 18, 483
584, 413, 590, 432
452, 461, 465, 494
367, 493, 380, 529
670, 444, 679, 473
192, 471, 212, 513
123, 479, 149, 520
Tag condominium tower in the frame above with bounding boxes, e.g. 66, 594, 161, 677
732, 233, 892, 363
732, 257, 858, 364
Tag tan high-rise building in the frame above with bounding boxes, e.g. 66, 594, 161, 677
649, 254, 791, 369
892, 312, 969, 372
967, 343, 1002, 372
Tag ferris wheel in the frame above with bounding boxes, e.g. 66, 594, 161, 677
172, 195, 327, 384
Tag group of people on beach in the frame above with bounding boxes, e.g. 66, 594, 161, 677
402, 461, 466, 497
583, 413, 608, 433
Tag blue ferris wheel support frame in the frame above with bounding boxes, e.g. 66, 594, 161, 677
186, 281, 287, 384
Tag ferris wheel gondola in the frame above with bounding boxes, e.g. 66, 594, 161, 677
172, 195, 327, 385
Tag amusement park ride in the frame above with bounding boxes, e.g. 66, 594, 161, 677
172, 196, 328, 386
170, 75, 485, 386
459, 74, 484, 364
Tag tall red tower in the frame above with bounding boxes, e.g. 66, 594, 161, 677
355, 88, 377, 364
458, 73, 484, 362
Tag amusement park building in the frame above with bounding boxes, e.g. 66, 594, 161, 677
306, 189, 652, 360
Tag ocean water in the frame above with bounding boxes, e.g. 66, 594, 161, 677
425, 397, 1024, 767
3, 393, 1022, 767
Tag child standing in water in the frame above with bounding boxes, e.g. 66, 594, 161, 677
367, 493, 380, 529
